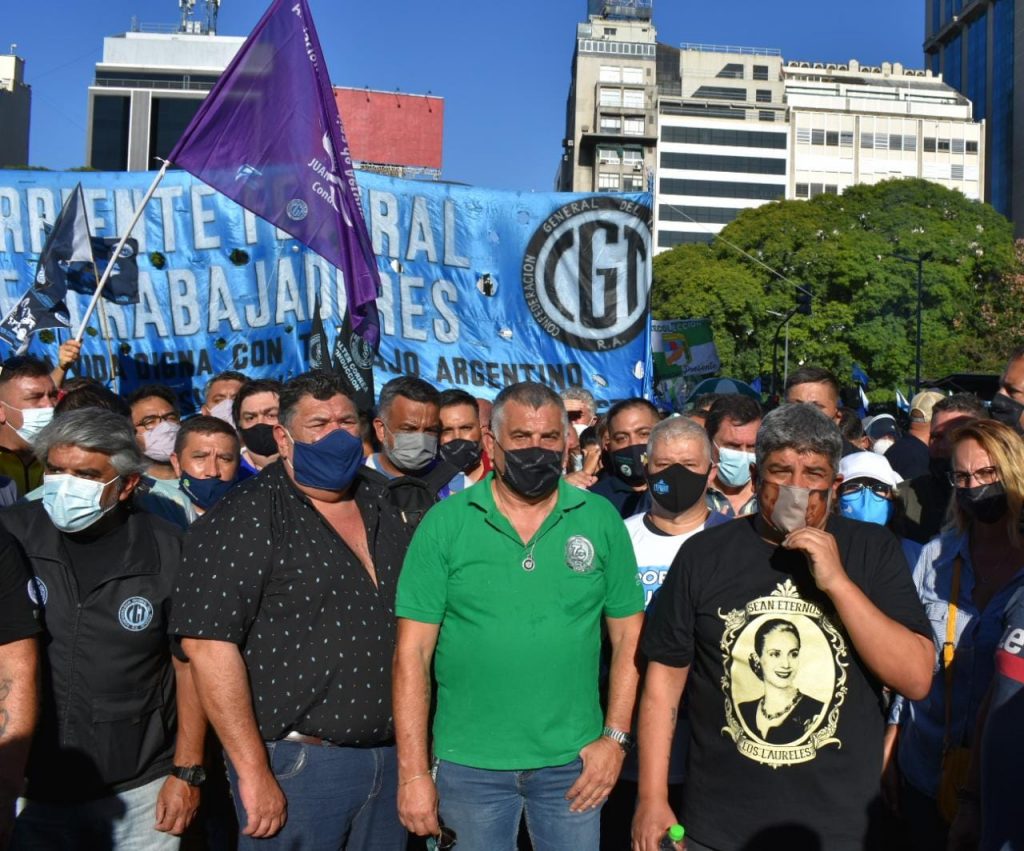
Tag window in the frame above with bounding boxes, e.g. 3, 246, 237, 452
659, 151, 786, 175
951, 163, 965, 180
718, 63, 745, 79
623, 117, 645, 135
623, 176, 644, 190
795, 183, 810, 198
904, 135, 917, 152
660, 126, 787, 149
623, 89, 644, 108
952, 138, 965, 153
622, 149, 643, 165
658, 231, 714, 247
874, 133, 889, 150
860, 133, 874, 149
598, 147, 621, 164
659, 178, 786, 200
826, 131, 839, 147
759, 110, 775, 122
600, 116, 622, 133
810, 183, 824, 198
753, 65, 769, 81
604, 27, 617, 35
622, 66, 644, 84
890, 134, 904, 151
149, 97, 203, 170
938, 138, 951, 152
692, 85, 747, 101
598, 173, 620, 191
90, 94, 131, 171
659, 204, 743, 224
811, 129, 825, 145
924, 137, 937, 152
825, 184, 838, 195
756, 89, 772, 103
840, 131, 854, 147
599, 65, 621, 83
966, 140, 979, 154
797, 128, 812, 144
599, 88, 622, 107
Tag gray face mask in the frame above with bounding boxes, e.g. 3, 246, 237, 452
770, 484, 812, 534
384, 428, 438, 473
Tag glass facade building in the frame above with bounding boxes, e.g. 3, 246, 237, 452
925, 0, 1020, 231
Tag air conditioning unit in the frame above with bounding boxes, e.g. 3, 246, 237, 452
582, 125, 590, 133
633, 163, 643, 171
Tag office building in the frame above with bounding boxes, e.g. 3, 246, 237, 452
923, 0, 1021, 232
85, 22, 244, 171
0, 52, 31, 167
556, 0, 658, 194
656, 44, 788, 249
786, 59, 982, 203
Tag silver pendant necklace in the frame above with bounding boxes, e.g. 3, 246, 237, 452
522, 543, 536, 572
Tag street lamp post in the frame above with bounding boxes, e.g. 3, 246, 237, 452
890, 252, 933, 391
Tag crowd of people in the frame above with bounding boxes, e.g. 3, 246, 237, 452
0, 338, 1022, 851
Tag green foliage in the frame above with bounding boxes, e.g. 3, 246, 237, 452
652, 179, 1018, 398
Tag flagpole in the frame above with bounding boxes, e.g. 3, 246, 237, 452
96, 299, 120, 393
74, 160, 170, 342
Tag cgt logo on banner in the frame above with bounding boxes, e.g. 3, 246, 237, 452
0, 170, 653, 411
523, 196, 651, 353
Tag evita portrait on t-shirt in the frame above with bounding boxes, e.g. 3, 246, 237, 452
720, 578, 849, 767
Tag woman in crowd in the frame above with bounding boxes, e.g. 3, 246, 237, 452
885, 419, 1024, 850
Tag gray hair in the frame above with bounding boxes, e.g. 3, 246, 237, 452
647, 415, 712, 465
756, 403, 842, 474
560, 386, 596, 411
492, 382, 569, 440
33, 408, 148, 478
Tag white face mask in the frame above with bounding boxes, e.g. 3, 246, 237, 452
143, 420, 180, 464
209, 398, 235, 426
572, 422, 588, 438
872, 437, 895, 455
2, 403, 53, 444
42, 473, 120, 533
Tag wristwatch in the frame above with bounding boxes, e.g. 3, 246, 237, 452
171, 764, 207, 786
602, 726, 634, 753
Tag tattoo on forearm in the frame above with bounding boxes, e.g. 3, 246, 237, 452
0, 678, 10, 738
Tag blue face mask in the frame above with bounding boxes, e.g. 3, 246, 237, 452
716, 446, 756, 487
287, 427, 364, 492
42, 473, 120, 533
839, 488, 894, 526
180, 474, 236, 511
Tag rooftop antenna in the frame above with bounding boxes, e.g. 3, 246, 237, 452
8, 44, 16, 55
179, 0, 196, 32
206, 0, 220, 34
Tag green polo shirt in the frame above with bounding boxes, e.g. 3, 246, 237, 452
396, 472, 643, 770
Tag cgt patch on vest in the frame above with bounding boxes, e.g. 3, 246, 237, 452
26, 577, 47, 606
118, 596, 155, 632
522, 196, 652, 352
566, 535, 596, 573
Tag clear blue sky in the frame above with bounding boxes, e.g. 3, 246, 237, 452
7, 0, 925, 191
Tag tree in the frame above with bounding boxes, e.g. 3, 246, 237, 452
652, 179, 1017, 398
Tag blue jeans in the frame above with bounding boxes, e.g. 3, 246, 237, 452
227, 741, 406, 851
12, 776, 179, 851
434, 757, 600, 851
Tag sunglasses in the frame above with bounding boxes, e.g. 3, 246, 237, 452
839, 481, 893, 499
427, 825, 457, 850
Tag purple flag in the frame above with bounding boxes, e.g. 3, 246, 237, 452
168, 0, 380, 348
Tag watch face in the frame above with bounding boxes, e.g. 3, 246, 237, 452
174, 765, 206, 785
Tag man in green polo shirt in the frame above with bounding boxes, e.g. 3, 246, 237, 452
393, 381, 644, 851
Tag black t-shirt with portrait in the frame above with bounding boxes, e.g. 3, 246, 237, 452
643, 514, 931, 851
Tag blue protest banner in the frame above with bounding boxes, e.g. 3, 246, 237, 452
0, 170, 653, 412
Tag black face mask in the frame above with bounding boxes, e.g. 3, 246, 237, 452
498, 445, 563, 499
956, 482, 1009, 524
646, 464, 709, 515
929, 455, 952, 484
240, 423, 279, 457
611, 444, 647, 486
440, 439, 482, 474
990, 393, 1024, 435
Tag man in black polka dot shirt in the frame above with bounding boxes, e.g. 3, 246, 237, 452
173, 371, 413, 850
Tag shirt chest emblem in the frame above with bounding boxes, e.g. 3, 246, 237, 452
27, 577, 47, 606
118, 596, 154, 632
565, 535, 596, 573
